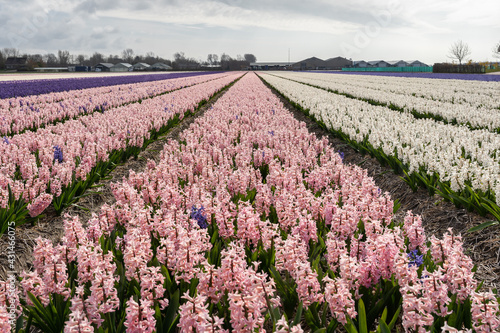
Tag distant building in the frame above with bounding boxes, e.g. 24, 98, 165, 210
387, 60, 408, 67
353, 60, 368, 68
34, 67, 68, 72
201, 64, 223, 71
75, 66, 92, 72
368, 60, 390, 67
250, 57, 351, 71
292, 57, 327, 70
150, 63, 172, 71
407, 60, 429, 67
352, 59, 429, 68
132, 63, 150, 71
110, 63, 132, 72
250, 62, 290, 70
324, 57, 352, 70
94, 63, 114, 72
5, 56, 28, 71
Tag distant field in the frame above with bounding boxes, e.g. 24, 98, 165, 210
0, 71, 218, 98
0, 71, 176, 82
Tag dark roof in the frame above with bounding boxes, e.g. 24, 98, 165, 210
132, 62, 150, 68
387, 60, 408, 65
5, 56, 27, 65
151, 62, 172, 68
95, 63, 114, 68
324, 56, 352, 66
325, 56, 349, 62
250, 62, 290, 66
295, 57, 326, 66
112, 63, 132, 68
368, 60, 390, 65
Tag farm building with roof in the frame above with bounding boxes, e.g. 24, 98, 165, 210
94, 63, 114, 72
5, 56, 28, 71
150, 63, 172, 71
110, 63, 132, 72
132, 63, 150, 71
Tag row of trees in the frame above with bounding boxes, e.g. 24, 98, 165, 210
448, 40, 500, 65
441, 40, 500, 73
0, 48, 257, 71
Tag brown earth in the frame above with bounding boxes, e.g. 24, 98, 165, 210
1, 72, 498, 298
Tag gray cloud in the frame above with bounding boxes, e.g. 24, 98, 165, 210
0, 0, 498, 64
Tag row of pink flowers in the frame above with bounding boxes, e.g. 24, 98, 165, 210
0, 72, 243, 216
2, 72, 498, 332
0, 73, 231, 136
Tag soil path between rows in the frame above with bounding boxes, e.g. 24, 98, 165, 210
2, 72, 498, 293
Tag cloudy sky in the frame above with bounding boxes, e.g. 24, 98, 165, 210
1, 0, 499, 64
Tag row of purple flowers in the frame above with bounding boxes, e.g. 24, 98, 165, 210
0, 72, 222, 99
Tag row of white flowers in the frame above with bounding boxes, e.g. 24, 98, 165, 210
278, 71, 500, 109
269, 72, 500, 132
259, 73, 500, 205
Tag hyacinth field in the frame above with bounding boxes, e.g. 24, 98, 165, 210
0, 71, 499, 332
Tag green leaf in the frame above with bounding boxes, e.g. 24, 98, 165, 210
344, 318, 359, 333
326, 319, 339, 333
164, 289, 180, 333
15, 313, 24, 333
366, 285, 398, 325
358, 298, 368, 333
24, 313, 33, 333
387, 306, 401, 330
292, 301, 303, 326
468, 220, 499, 233
304, 310, 321, 331
378, 318, 391, 333
380, 307, 388, 324
26, 293, 57, 333
479, 203, 500, 220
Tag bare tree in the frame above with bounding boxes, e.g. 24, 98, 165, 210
57, 50, 71, 66
173, 52, 200, 70
220, 53, 231, 62
122, 48, 134, 63
89, 52, 105, 65
206, 54, 219, 66
493, 41, 500, 59
76, 54, 86, 65
220, 53, 231, 70
27, 54, 43, 70
3, 48, 20, 57
448, 40, 471, 65
174, 52, 186, 62
107, 54, 122, 63
244, 54, 256, 63
44, 53, 58, 66
144, 52, 157, 65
